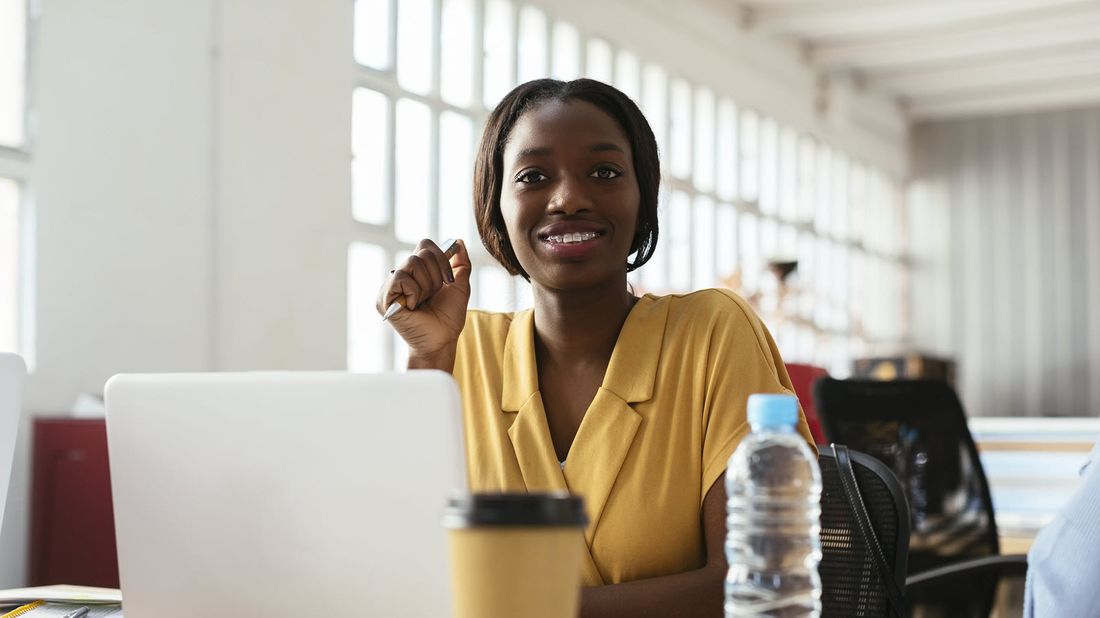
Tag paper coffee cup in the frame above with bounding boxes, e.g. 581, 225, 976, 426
443, 493, 589, 618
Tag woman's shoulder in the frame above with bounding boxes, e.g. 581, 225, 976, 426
646, 288, 774, 356
464, 308, 517, 330
458, 308, 520, 352
648, 288, 762, 330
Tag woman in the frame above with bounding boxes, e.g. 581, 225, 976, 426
377, 78, 813, 617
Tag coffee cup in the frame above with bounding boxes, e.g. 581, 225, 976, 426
443, 492, 589, 618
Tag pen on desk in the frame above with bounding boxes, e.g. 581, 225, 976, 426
382, 238, 460, 321
60, 607, 89, 618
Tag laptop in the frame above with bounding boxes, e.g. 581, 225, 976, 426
104, 371, 466, 618
0, 353, 26, 539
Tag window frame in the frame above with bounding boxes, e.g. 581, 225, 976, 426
0, 0, 35, 363
349, 0, 910, 375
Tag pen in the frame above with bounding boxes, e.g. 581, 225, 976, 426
382, 238, 460, 321
60, 607, 89, 618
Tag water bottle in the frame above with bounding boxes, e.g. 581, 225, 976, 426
725, 393, 822, 617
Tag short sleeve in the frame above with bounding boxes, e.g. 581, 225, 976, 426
699, 291, 816, 503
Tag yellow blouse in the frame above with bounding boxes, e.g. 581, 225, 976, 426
452, 288, 815, 587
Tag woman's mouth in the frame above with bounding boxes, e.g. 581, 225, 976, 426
542, 231, 603, 245
538, 230, 606, 258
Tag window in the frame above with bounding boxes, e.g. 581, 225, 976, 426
349, 0, 571, 371
517, 7, 549, 84
349, 0, 910, 376
1, 0, 26, 147
585, 38, 613, 84
0, 0, 29, 358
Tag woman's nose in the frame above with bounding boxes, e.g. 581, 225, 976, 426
547, 175, 594, 214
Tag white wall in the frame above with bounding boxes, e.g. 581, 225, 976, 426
909, 108, 1100, 419
1, 0, 352, 586
213, 0, 351, 370
1, 0, 216, 587
1, 0, 906, 586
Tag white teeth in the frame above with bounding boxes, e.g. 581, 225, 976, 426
545, 231, 599, 244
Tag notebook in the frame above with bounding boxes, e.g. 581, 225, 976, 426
1, 602, 123, 617
0, 585, 122, 617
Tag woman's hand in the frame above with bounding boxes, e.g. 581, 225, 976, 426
376, 239, 472, 370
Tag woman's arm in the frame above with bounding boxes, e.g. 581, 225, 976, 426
579, 472, 728, 618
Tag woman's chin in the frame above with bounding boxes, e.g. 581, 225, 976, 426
527, 267, 626, 294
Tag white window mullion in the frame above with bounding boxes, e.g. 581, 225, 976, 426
509, 1, 521, 88
384, 95, 398, 236
0, 147, 29, 181
472, 0, 486, 108
428, 109, 442, 240
655, 66, 672, 290
386, 0, 399, 76
356, 69, 476, 117
431, 0, 444, 96
542, 8, 553, 80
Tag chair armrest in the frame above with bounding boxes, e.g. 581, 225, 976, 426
906, 554, 1028, 590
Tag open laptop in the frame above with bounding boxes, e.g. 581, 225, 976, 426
104, 371, 466, 618
0, 353, 26, 539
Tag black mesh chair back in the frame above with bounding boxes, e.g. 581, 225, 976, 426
814, 378, 1003, 617
819, 448, 910, 618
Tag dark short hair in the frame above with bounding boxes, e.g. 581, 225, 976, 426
472, 78, 660, 280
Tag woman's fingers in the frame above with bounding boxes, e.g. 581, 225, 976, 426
448, 239, 472, 292
384, 270, 421, 313
418, 239, 455, 284
407, 254, 443, 309
376, 238, 471, 317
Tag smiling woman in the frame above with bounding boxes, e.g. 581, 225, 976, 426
377, 78, 814, 618
474, 80, 659, 286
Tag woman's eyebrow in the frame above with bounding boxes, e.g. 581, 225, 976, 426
590, 142, 626, 154
516, 146, 552, 159
513, 142, 626, 160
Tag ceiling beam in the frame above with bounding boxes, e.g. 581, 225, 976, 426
910, 80, 1100, 120
872, 46, 1100, 98
811, 6, 1100, 71
752, 0, 1090, 40
740, 0, 840, 6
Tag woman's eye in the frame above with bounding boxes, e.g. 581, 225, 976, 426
591, 167, 623, 180
517, 170, 548, 184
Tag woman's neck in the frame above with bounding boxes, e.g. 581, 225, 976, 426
531, 277, 638, 370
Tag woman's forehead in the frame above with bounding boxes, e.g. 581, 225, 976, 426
504, 99, 631, 157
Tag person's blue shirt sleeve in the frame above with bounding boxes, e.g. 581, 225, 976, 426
1024, 440, 1100, 617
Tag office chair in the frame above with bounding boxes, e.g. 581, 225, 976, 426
786, 363, 829, 444
819, 447, 911, 617
814, 378, 1028, 618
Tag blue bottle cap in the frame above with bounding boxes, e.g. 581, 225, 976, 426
747, 393, 799, 429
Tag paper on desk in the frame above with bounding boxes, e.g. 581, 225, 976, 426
0, 585, 121, 605
1, 602, 122, 617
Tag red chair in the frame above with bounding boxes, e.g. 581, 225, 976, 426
784, 363, 827, 444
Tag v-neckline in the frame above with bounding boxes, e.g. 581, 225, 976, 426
500, 293, 672, 584
535, 295, 643, 462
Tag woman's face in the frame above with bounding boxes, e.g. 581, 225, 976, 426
499, 98, 640, 291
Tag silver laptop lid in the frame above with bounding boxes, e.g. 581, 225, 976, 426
105, 370, 466, 618
0, 353, 26, 538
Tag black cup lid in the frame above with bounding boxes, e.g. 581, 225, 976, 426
443, 492, 588, 528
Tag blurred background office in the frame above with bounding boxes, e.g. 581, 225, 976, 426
1, 0, 1098, 594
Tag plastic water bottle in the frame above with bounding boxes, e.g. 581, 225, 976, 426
725, 393, 822, 617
